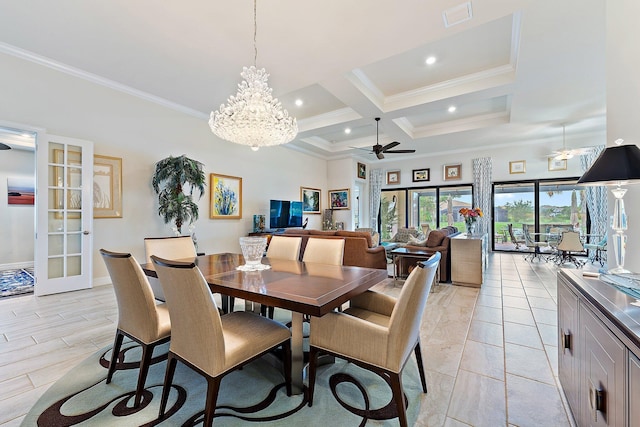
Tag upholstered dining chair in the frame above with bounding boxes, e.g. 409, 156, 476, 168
261, 236, 303, 318
556, 231, 586, 268
144, 236, 235, 313
307, 251, 441, 427
100, 249, 171, 409
151, 255, 292, 427
144, 236, 197, 302
302, 237, 345, 266
522, 225, 548, 262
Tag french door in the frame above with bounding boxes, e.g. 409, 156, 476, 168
35, 135, 93, 295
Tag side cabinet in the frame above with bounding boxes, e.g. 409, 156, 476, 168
579, 303, 625, 426
558, 272, 640, 427
630, 353, 640, 427
557, 280, 580, 421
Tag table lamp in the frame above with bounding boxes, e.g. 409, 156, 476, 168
577, 139, 640, 273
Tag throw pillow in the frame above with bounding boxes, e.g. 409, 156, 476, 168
408, 235, 428, 247
426, 230, 446, 247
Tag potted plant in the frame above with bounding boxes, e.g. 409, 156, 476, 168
151, 155, 206, 234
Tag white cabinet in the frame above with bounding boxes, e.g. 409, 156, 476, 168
451, 233, 487, 287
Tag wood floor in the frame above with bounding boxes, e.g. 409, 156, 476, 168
0, 253, 579, 426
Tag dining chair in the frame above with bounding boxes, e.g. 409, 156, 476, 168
302, 237, 345, 265
507, 223, 526, 250
261, 236, 303, 318
556, 231, 586, 268
522, 225, 548, 262
307, 252, 441, 427
152, 255, 292, 426
100, 249, 171, 409
144, 236, 234, 313
584, 235, 607, 266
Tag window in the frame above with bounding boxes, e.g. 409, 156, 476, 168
409, 188, 437, 231
439, 186, 473, 230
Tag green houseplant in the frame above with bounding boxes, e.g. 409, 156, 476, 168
151, 155, 206, 234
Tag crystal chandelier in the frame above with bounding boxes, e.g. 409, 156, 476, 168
209, 0, 297, 151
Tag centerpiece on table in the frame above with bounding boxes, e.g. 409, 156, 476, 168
459, 207, 483, 235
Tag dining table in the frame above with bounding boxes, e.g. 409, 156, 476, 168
141, 252, 389, 395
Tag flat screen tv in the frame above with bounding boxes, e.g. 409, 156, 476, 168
270, 200, 303, 229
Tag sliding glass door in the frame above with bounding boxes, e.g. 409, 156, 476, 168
494, 183, 535, 251
409, 188, 437, 233
380, 190, 405, 241
439, 186, 473, 231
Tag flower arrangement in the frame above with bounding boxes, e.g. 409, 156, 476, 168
459, 207, 483, 234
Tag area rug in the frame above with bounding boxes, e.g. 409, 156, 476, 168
0, 267, 34, 298
24, 340, 423, 426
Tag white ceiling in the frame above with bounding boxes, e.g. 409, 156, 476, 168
0, 0, 606, 160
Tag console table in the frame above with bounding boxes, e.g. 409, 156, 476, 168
450, 233, 487, 287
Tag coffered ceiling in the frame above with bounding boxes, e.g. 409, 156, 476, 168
0, 0, 606, 160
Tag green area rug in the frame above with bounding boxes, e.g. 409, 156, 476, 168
25, 341, 423, 426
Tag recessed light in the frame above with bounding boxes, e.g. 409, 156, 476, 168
448, 106, 457, 113
425, 56, 437, 65
344, 128, 352, 135
295, 99, 303, 107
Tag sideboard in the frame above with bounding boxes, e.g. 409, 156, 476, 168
450, 233, 488, 287
557, 270, 640, 426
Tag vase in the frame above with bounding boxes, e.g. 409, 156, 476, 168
465, 220, 476, 236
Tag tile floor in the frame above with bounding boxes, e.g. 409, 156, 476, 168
0, 253, 580, 426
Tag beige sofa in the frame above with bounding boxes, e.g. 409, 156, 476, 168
279, 229, 387, 270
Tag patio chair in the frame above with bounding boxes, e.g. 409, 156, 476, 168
584, 236, 607, 267
507, 224, 526, 250
522, 225, 548, 262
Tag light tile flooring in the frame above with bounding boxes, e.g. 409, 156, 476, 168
0, 253, 580, 426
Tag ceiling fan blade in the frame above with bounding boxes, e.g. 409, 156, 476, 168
376, 151, 385, 160
384, 149, 416, 154
380, 141, 400, 151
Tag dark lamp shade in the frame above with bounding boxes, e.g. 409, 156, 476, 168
0, 142, 11, 150
577, 144, 640, 185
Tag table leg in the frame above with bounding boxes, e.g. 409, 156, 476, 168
290, 312, 304, 395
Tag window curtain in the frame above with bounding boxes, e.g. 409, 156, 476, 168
472, 157, 492, 236
581, 145, 607, 242
369, 168, 383, 231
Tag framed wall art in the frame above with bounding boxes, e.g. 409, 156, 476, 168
300, 186, 321, 214
548, 158, 567, 171
93, 155, 123, 218
386, 170, 400, 185
412, 168, 430, 182
444, 164, 461, 181
328, 188, 350, 210
357, 162, 367, 180
509, 160, 526, 174
210, 173, 242, 219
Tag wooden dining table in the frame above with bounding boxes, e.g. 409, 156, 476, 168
141, 253, 389, 394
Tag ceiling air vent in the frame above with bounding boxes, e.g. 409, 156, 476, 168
442, 2, 473, 28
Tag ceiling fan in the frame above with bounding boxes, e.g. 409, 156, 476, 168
548, 125, 594, 160
369, 117, 415, 159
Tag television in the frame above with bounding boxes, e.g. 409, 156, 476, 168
270, 200, 303, 229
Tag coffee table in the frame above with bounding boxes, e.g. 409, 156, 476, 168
390, 247, 439, 284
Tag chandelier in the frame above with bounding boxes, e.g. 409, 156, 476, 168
209, 0, 297, 151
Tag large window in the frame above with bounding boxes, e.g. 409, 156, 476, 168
380, 190, 405, 241
494, 183, 535, 250
409, 188, 437, 231
439, 186, 473, 231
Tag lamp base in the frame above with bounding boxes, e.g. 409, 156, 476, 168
608, 266, 632, 275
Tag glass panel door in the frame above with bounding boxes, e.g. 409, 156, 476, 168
494, 183, 535, 252
36, 135, 93, 295
439, 186, 473, 231
409, 188, 437, 234
380, 190, 405, 241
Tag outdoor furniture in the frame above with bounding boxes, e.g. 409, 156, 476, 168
584, 236, 607, 266
555, 231, 586, 268
523, 225, 548, 262
507, 224, 525, 250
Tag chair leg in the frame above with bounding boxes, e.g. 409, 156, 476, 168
389, 372, 408, 427
159, 353, 178, 419
307, 346, 319, 406
106, 330, 125, 384
134, 342, 154, 408
413, 342, 428, 394
281, 340, 292, 397
203, 376, 222, 427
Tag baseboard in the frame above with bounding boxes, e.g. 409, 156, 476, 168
93, 276, 112, 287
0, 261, 34, 271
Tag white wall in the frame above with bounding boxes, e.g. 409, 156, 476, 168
0, 148, 34, 266
0, 52, 327, 283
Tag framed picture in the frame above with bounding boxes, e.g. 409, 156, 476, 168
386, 170, 400, 185
444, 164, 461, 181
210, 173, 242, 219
300, 186, 321, 214
93, 155, 123, 218
357, 162, 367, 180
509, 160, 526, 174
412, 168, 430, 182
328, 188, 350, 210
548, 158, 567, 171
7, 177, 35, 205
53, 149, 82, 218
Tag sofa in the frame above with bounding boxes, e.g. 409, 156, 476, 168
384, 227, 425, 247
279, 229, 387, 270
403, 226, 460, 282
